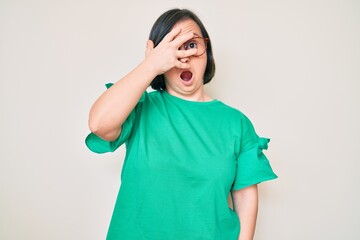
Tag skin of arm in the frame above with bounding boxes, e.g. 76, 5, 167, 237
231, 184, 259, 240
88, 27, 197, 141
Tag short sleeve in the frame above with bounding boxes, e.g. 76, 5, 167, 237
231, 115, 278, 191
84, 83, 145, 154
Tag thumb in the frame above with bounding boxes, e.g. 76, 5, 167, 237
145, 40, 154, 57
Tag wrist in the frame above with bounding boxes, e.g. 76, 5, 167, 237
140, 58, 161, 79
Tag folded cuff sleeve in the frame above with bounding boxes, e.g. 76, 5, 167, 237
231, 115, 278, 191
231, 137, 278, 190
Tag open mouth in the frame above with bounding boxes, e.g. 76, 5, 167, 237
180, 71, 193, 82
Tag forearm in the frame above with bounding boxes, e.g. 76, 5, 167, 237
232, 185, 258, 240
88, 59, 157, 141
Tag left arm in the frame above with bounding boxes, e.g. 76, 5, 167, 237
231, 184, 258, 240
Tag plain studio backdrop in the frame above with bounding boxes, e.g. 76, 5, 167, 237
1, 0, 359, 239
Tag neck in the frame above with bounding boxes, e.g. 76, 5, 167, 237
166, 87, 213, 102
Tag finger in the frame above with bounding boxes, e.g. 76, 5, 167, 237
176, 48, 198, 58
172, 32, 194, 47
145, 40, 154, 57
179, 58, 188, 63
162, 26, 182, 42
174, 60, 190, 69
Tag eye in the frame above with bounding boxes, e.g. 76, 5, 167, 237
184, 40, 198, 50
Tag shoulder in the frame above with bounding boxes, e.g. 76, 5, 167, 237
142, 90, 161, 99
215, 100, 250, 123
135, 89, 161, 104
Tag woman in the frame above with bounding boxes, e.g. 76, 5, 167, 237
85, 8, 277, 240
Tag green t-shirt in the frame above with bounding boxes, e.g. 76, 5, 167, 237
85, 83, 278, 240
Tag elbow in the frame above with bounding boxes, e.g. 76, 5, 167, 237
88, 121, 99, 135
88, 111, 101, 134
88, 117, 121, 142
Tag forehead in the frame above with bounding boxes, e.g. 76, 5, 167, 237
173, 19, 202, 37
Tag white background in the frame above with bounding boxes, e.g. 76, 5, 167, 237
1, 0, 359, 239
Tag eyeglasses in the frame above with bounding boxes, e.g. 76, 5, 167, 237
179, 37, 209, 57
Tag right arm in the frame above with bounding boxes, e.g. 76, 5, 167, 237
88, 27, 197, 141
88, 59, 156, 141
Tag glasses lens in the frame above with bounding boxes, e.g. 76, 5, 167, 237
182, 37, 207, 56
194, 37, 207, 56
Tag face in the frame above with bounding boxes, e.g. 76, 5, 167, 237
163, 19, 207, 100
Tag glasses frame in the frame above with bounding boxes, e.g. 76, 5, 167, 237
182, 36, 209, 57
